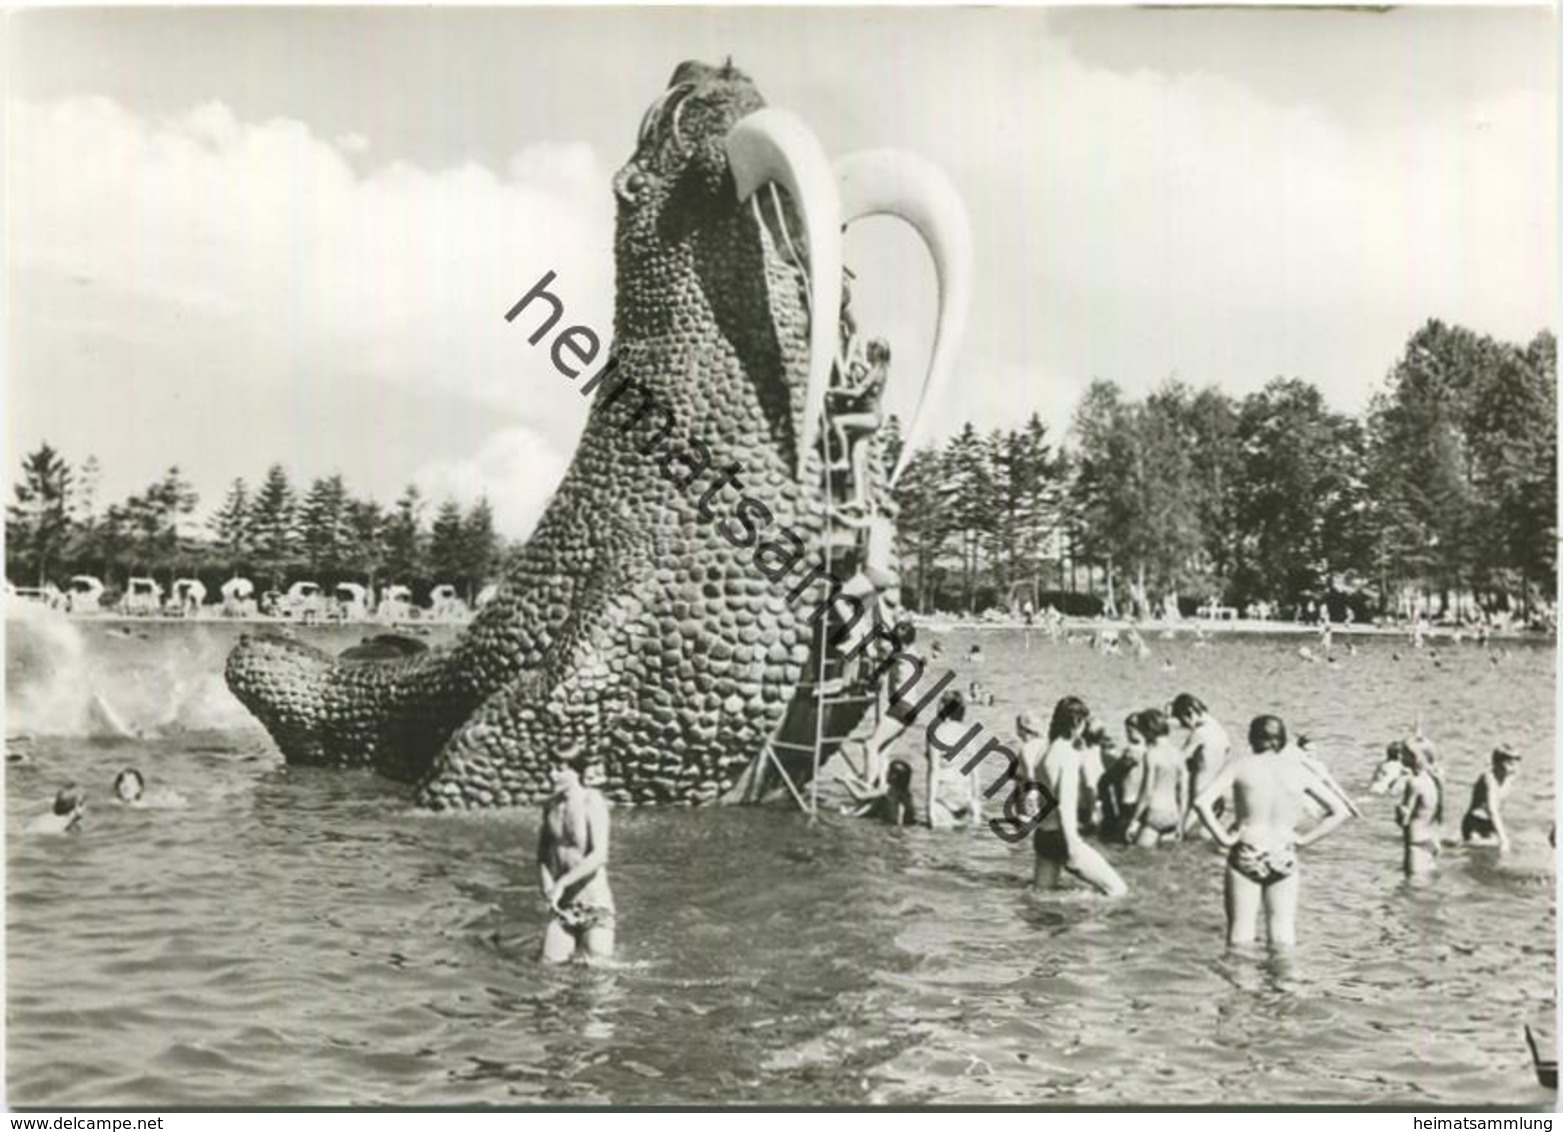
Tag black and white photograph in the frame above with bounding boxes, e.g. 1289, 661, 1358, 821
4, 4, 1557, 1110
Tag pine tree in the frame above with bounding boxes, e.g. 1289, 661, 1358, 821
382, 485, 426, 586
344, 498, 386, 588
461, 497, 500, 598
210, 478, 252, 567
6, 442, 73, 587
299, 474, 350, 578
427, 499, 466, 586
249, 463, 298, 586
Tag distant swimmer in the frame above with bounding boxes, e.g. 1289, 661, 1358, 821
1461, 745, 1520, 852
1298, 646, 1318, 663
1395, 740, 1441, 880
842, 758, 917, 826
967, 679, 995, 707
1124, 708, 1186, 847
925, 691, 982, 831
1192, 715, 1350, 947
1173, 694, 1231, 837
537, 742, 615, 963
1030, 696, 1128, 896
967, 643, 985, 665
29, 785, 86, 835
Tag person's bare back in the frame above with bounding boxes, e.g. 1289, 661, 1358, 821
1228, 754, 1314, 852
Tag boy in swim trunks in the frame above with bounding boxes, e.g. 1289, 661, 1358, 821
1031, 696, 1128, 896
1396, 740, 1441, 879
1461, 745, 1519, 852
1124, 708, 1186, 847
1192, 715, 1349, 947
537, 742, 615, 963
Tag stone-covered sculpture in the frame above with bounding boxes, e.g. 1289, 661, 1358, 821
225, 60, 971, 808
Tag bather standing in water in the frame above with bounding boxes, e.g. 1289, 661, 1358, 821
1174, 694, 1231, 837
1461, 745, 1520, 852
1098, 712, 1148, 841
1396, 740, 1441, 879
925, 691, 983, 830
1124, 708, 1186, 847
537, 742, 615, 963
1031, 696, 1128, 896
1193, 715, 1349, 947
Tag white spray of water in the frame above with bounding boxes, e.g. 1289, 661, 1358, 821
5, 602, 251, 737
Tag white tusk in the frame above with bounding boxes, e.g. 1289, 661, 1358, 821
725, 108, 844, 480
834, 150, 973, 486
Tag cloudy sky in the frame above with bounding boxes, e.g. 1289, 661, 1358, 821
7, 7, 1555, 537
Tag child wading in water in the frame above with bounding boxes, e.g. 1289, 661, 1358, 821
1124, 708, 1186, 847
1461, 745, 1520, 852
537, 743, 615, 963
1193, 715, 1349, 947
1031, 696, 1128, 896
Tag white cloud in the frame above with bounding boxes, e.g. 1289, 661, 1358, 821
412, 426, 570, 540
9, 95, 616, 512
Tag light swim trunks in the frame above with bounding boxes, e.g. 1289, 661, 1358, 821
1228, 841, 1297, 886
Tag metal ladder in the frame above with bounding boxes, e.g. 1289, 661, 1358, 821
742, 390, 883, 816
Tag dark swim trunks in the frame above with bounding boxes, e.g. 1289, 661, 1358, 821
1033, 827, 1069, 862
1462, 811, 1496, 841
1228, 841, 1297, 886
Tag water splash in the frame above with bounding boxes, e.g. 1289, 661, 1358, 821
5, 602, 252, 737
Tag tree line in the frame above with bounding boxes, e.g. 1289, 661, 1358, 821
9, 319, 1555, 621
6, 457, 506, 604
886, 320, 1555, 621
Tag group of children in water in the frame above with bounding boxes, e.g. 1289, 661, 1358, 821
838, 623, 1534, 949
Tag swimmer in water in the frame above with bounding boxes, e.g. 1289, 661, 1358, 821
1193, 715, 1349, 947
925, 691, 982, 830
967, 679, 994, 707
842, 758, 917, 826
537, 741, 615, 963
113, 767, 146, 806
1031, 696, 1128, 896
1173, 693, 1231, 837
111, 766, 187, 809
1395, 740, 1441, 880
1124, 708, 1186, 847
1461, 745, 1520, 852
29, 785, 86, 834
967, 643, 984, 665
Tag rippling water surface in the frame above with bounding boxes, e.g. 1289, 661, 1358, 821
6, 621, 1556, 1106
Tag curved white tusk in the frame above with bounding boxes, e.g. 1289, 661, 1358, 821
725, 108, 843, 479
834, 150, 973, 486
